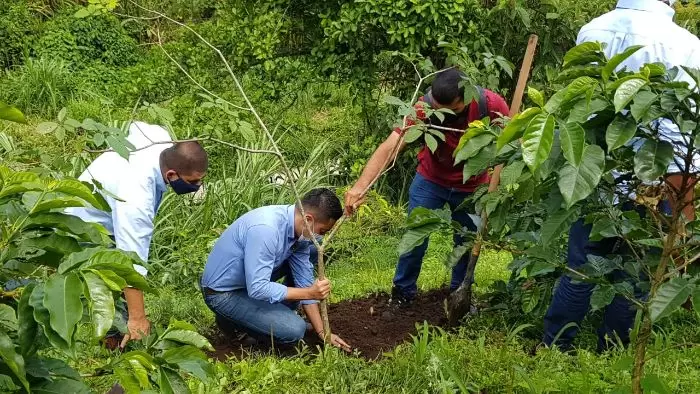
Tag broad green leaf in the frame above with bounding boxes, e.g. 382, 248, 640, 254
0, 330, 29, 392
25, 213, 106, 244
462, 145, 495, 181
44, 273, 83, 344
33, 378, 91, 394
424, 133, 438, 153
0, 374, 19, 391
25, 357, 80, 381
114, 366, 141, 394
58, 247, 102, 274
85, 250, 152, 291
630, 91, 657, 121
159, 367, 190, 394
0, 304, 17, 332
90, 269, 127, 291
590, 285, 616, 311
560, 123, 586, 166
611, 356, 634, 371
528, 86, 544, 107
405, 207, 452, 229
605, 115, 637, 151
602, 45, 644, 81
127, 359, 152, 389
614, 79, 647, 112
162, 346, 213, 383
521, 285, 540, 314
0, 103, 27, 124
590, 217, 618, 241
19, 234, 81, 260
236, 121, 256, 144
634, 140, 673, 182
563, 42, 604, 68
541, 208, 579, 245
398, 223, 442, 255
556, 65, 603, 82
17, 283, 39, 357
51, 179, 110, 211
563, 77, 596, 103
496, 107, 541, 151
650, 277, 694, 322
499, 161, 525, 186
641, 374, 671, 394
568, 97, 609, 124
82, 272, 115, 338
106, 135, 130, 159
29, 285, 70, 350
162, 330, 214, 352
384, 95, 405, 106
29, 196, 88, 212
544, 88, 567, 113
454, 134, 493, 164
446, 245, 468, 268
558, 145, 605, 209
403, 127, 423, 143
522, 114, 555, 173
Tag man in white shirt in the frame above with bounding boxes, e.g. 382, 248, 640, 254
67, 121, 208, 348
544, 0, 700, 352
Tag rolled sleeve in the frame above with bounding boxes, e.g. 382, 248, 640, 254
243, 225, 288, 303
288, 242, 317, 305
112, 177, 156, 276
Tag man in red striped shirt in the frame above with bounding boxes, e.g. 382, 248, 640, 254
345, 69, 509, 304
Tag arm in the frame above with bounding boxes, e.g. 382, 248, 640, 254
302, 303, 351, 351
345, 132, 407, 214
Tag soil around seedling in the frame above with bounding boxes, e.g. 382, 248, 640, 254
208, 289, 449, 361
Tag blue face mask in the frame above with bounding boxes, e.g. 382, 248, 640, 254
168, 176, 200, 195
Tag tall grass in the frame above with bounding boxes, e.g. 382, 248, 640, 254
1, 57, 82, 117
147, 135, 332, 287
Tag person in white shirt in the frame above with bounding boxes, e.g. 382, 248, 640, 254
67, 121, 208, 348
543, 0, 700, 352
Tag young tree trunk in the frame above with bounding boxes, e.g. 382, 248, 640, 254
632, 314, 652, 394
317, 246, 331, 343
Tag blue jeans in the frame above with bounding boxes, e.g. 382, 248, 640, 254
543, 202, 670, 351
202, 258, 314, 345
393, 173, 477, 299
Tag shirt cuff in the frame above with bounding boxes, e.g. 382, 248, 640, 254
300, 299, 319, 305
268, 282, 288, 304
133, 264, 148, 277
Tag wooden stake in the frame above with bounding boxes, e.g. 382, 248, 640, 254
447, 34, 539, 326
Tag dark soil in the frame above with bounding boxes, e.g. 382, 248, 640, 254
208, 289, 449, 361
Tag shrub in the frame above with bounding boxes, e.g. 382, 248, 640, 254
0, 2, 40, 69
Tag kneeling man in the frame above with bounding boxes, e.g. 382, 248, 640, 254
200, 188, 350, 350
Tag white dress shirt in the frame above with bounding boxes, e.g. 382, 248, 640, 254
66, 122, 173, 275
578, 0, 700, 173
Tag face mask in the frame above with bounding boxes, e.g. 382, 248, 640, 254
168, 175, 200, 195
299, 217, 319, 242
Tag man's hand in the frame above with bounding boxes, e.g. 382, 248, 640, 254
120, 316, 151, 348
310, 278, 331, 300
344, 186, 366, 216
318, 331, 351, 352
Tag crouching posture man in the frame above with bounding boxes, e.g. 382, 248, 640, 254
200, 188, 350, 350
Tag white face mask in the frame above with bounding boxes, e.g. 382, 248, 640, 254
666, 0, 677, 6
299, 217, 319, 242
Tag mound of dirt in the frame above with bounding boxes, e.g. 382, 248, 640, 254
208, 289, 449, 361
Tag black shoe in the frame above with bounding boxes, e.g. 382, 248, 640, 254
389, 286, 413, 307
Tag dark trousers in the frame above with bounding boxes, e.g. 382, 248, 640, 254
393, 173, 477, 299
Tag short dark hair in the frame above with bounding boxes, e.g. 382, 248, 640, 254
300, 188, 342, 222
160, 141, 208, 174
431, 69, 466, 106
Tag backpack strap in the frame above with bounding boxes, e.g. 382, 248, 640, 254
475, 86, 489, 120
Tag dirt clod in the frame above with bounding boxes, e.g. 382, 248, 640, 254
208, 289, 449, 360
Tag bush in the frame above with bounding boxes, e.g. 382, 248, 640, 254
1, 57, 81, 117
0, 2, 40, 69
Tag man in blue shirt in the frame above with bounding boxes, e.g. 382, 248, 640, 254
67, 122, 208, 348
543, 0, 700, 351
201, 188, 350, 350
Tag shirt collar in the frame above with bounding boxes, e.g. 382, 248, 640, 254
286, 204, 297, 242
616, 0, 675, 19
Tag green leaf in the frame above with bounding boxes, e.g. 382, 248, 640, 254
44, 273, 83, 344
563, 42, 604, 68
17, 283, 39, 357
0, 374, 19, 391
614, 79, 647, 112
236, 121, 256, 144
90, 269, 127, 291
33, 378, 91, 394
446, 245, 468, 268
106, 135, 130, 159
50, 179, 110, 211
0, 305, 17, 332
602, 45, 644, 81
590, 285, 616, 311
521, 285, 541, 313
0, 103, 27, 124
58, 247, 102, 274
403, 127, 423, 144
0, 330, 29, 392
37, 122, 60, 135
558, 145, 605, 209
19, 234, 81, 260
693, 287, 700, 316
424, 133, 438, 153
159, 367, 190, 394
454, 134, 493, 164
162, 330, 214, 352
641, 374, 671, 394
528, 86, 544, 107
127, 358, 152, 389
496, 108, 541, 151
384, 95, 405, 106
560, 123, 586, 166
590, 217, 618, 241
82, 272, 115, 338
462, 145, 495, 181
605, 115, 637, 151
630, 91, 658, 121
541, 208, 579, 245
29, 284, 70, 351
633, 139, 673, 182
499, 161, 526, 186
563, 77, 596, 103
522, 114, 555, 173
398, 223, 442, 255
544, 89, 567, 114
74, 8, 91, 18
114, 366, 141, 394
84, 250, 152, 291
650, 277, 694, 322
25, 213, 107, 244
162, 346, 213, 383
